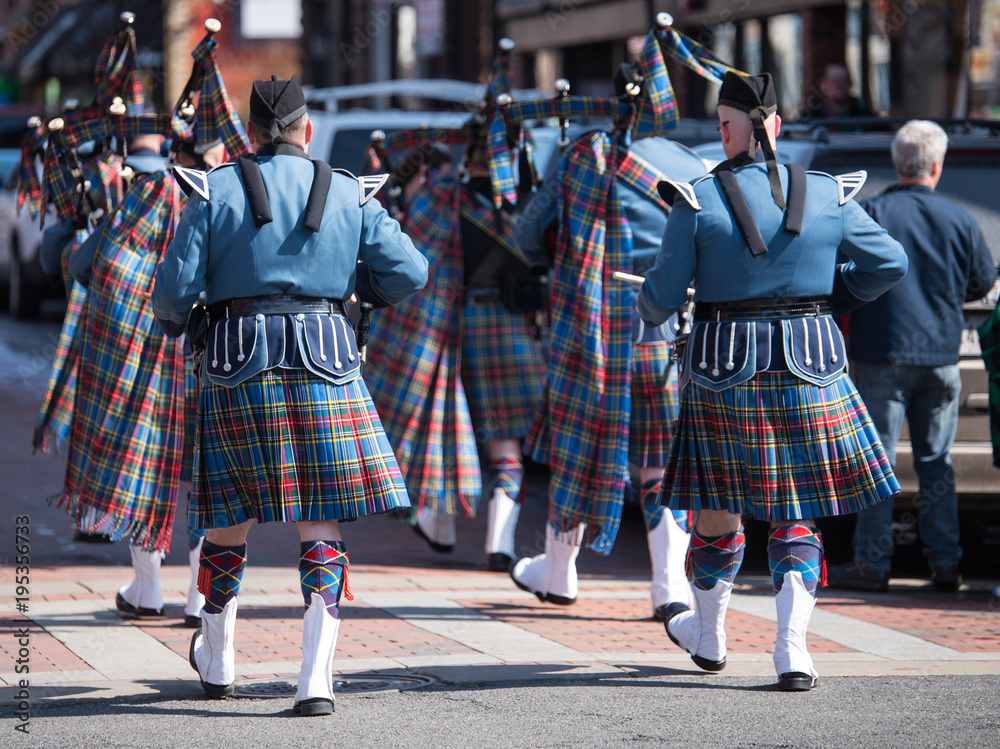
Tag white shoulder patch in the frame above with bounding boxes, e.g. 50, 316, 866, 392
656, 177, 702, 212
172, 165, 210, 201
358, 174, 389, 206
834, 170, 867, 205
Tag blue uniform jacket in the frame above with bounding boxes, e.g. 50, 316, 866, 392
152, 148, 428, 332
638, 163, 906, 319
637, 163, 908, 390
851, 184, 997, 367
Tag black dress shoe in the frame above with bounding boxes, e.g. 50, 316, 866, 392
293, 697, 335, 716
931, 566, 961, 592
73, 529, 114, 543
115, 591, 165, 619
826, 561, 889, 593
183, 614, 202, 629
778, 671, 817, 691
188, 629, 234, 699
663, 602, 726, 672
487, 552, 515, 572
411, 522, 454, 554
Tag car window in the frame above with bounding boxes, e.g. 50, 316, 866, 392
0, 149, 21, 190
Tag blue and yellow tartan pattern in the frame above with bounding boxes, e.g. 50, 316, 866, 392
300, 539, 352, 611
364, 174, 482, 518
768, 525, 826, 594
461, 300, 546, 443
19, 15, 146, 219
690, 527, 746, 590
662, 372, 900, 522
34, 154, 125, 455
32, 282, 87, 456
198, 540, 246, 612
629, 340, 678, 468
92, 17, 145, 115
525, 132, 634, 555
59, 173, 194, 553
502, 25, 739, 144
632, 25, 678, 138
660, 27, 735, 85
192, 368, 409, 529
189, 34, 252, 158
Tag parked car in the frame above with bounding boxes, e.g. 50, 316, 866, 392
0, 143, 57, 319
692, 119, 1000, 506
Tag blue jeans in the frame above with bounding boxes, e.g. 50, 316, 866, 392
851, 362, 963, 573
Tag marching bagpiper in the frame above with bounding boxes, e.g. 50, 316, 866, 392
638, 70, 906, 691
33, 14, 249, 627
504, 16, 733, 615
153, 74, 428, 715
361, 40, 548, 571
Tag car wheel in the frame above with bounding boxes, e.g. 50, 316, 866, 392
9, 246, 40, 319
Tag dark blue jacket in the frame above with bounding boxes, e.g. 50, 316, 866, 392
851, 184, 997, 367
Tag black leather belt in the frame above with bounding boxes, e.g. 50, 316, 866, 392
694, 296, 831, 322
208, 294, 348, 323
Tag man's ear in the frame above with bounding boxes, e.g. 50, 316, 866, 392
773, 114, 781, 139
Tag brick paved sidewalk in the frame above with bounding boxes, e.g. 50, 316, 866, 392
3, 558, 999, 704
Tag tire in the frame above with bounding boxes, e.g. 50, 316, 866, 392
9, 245, 40, 319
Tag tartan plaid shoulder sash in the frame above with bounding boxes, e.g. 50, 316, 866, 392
615, 149, 671, 215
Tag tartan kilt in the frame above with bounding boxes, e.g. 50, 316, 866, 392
63, 260, 191, 553
33, 282, 87, 454
191, 368, 409, 529
461, 299, 546, 442
663, 371, 899, 521
629, 340, 678, 468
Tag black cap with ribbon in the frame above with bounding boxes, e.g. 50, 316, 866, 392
249, 75, 308, 143
718, 71, 784, 209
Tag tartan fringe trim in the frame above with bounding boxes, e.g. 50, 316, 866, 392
32, 421, 72, 456
548, 512, 621, 557
51, 490, 172, 552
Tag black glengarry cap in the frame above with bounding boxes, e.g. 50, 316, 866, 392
249, 75, 308, 141
718, 71, 777, 116
718, 71, 785, 210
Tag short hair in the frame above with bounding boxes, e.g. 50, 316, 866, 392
891, 120, 947, 179
248, 113, 309, 147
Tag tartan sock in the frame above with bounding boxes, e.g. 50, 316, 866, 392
300, 540, 353, 614
689, 527, 745, 591
768, 525, 826, 595
488, 457, 524, 503
640, 478, 665, 529
198, 541, 247, 614
640, 478, 693, 532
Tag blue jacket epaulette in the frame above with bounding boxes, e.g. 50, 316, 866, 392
807, 169, 867, 205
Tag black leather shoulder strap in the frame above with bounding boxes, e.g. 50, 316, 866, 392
237, 154, 273, 228
303, 159, 332, 233
715, 169, 769, 257
784, 163, 807, 237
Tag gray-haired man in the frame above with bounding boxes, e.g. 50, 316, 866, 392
830, 120, 997, 592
